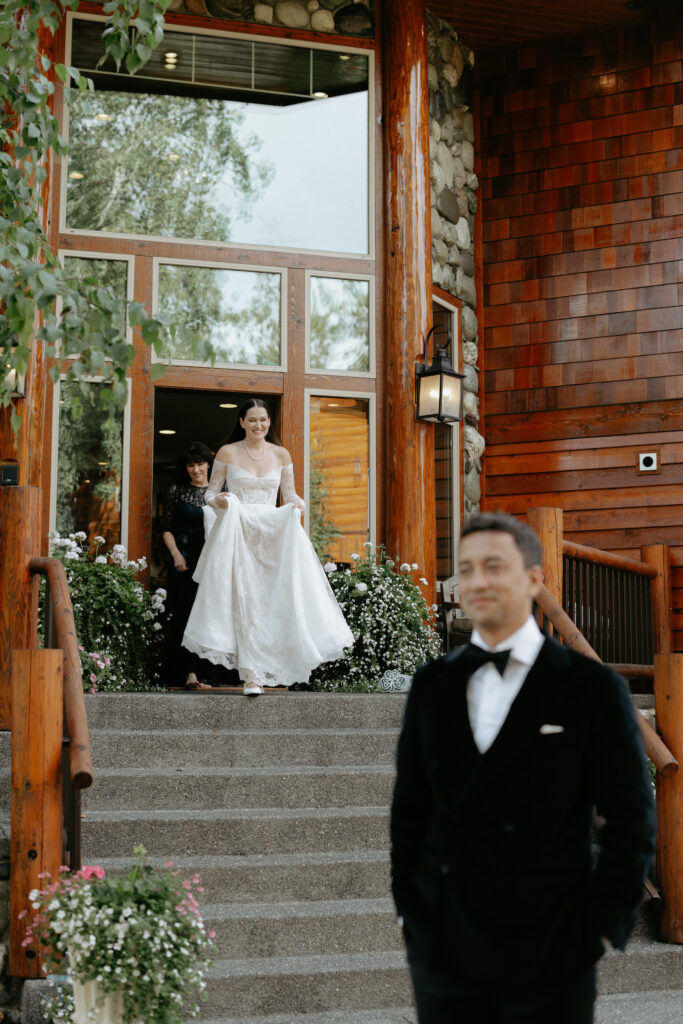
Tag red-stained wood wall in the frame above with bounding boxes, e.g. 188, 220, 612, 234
478, 16, 683, 651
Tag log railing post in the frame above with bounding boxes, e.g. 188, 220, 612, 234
0, 486, 41, 729
527, 507, 563, 604
9, 649, 64, 977
654, 653, 683, 943
641, 544, 672, 656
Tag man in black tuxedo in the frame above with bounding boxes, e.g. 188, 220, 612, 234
390, 513, 656, 1024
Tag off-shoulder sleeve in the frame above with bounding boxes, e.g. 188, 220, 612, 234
280, 463, 305, 510
205, 459, 228, 508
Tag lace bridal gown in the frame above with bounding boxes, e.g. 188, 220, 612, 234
182, 460, 353, 688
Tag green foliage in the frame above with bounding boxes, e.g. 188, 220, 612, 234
23, 847, 215, 1024
0, 0, 191, 435
309, 277, 370, 371
308, 546, 441, 691
46, 533, 166, 691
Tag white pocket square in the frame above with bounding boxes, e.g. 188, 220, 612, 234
540, 724, 564, 734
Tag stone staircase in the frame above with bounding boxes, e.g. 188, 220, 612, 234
5, 691, 683, 1023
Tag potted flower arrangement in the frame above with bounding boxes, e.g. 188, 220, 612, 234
44, 533, 166, 692
20, 846, 215, 1024
308, 544, 442, 691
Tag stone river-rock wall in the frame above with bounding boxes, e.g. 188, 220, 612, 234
427, 10, 484, 515
166, 0, 374, 36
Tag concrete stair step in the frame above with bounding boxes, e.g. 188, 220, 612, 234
81, 765, 395, 811
81, 806, 389, 860
95, 852, 391, 903
199, 952, 411, 1018
204, 898, 398, 959
84, 693, 407, 732
87, 729, 399, 769
596, 938, 683, 995
197, 1012, 417, 1024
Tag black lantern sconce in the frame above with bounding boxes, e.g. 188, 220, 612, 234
415, 325, 464, 423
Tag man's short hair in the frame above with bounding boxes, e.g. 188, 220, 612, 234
460, 512, 542, 569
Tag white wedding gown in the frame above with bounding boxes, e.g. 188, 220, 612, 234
182, 460, 353, 687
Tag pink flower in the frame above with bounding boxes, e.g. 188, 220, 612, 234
208, 930, 216, 940
182, 879, 192, 889
80, 865, 105, 880
164, 860, 174, 868
90, 673, 97, 683
97, 661, 105, 669
78, 645, 84, 651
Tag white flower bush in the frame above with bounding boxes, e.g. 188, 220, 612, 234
21, 847, 215, 1024
308, 546, 441, 692
44, 534, 166, 692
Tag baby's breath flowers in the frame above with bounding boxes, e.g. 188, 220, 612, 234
21, 847, 215, 1024
309, 546, 441, 692
42, 533, 166, 692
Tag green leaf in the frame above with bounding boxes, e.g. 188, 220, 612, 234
55, 63, 67, 83
150, 362, 167, 382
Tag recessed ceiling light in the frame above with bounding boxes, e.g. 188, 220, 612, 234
167, 153, 180, 161
164, 52, 179, 60
95, 113, 111, 122
339, 54, 351, 61
219, 402, 237, 409
68, 171, 84, 180
97, 461, 107, 466
159, 429, 176, 435
327, 402, 339, 407
312, 91, 328, 99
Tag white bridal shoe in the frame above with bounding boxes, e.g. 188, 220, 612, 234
243, 682, 264, 696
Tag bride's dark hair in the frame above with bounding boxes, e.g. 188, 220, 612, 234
224, 397, 281, 446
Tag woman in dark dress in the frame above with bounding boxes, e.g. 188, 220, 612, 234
162, 442, 216, 689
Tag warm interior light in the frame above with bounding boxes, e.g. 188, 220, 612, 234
164, 52, 179, 60
312, 91, 328, 99
219, 402, 237, 409
68, 171, 84, 180
327, 402, 339, 407
167, 153, 180, 161
159, 428, 176, 435
95, 113, 111, 122
339, 54, 351, 61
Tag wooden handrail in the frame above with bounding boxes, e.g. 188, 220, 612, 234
535, 584, 678, 778
563, 540, 657, 578
30, 557, 93, 790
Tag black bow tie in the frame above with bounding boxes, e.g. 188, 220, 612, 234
462, 643, 512, 677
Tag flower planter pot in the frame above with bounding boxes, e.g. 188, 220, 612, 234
72, 977, 142, 1024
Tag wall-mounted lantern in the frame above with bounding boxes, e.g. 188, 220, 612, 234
415, 325, 464, 423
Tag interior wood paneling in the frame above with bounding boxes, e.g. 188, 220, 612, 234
479, 14, 683, 650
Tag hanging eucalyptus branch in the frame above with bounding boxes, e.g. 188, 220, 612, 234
0, 0, 208, 433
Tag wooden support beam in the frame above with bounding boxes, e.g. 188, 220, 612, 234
654, 653, 683, 943
641, 545, 672, 656
0, 486, 41, 728
382, 0, 436, 588
527, 507, 563, 604
10, 649, 63, 978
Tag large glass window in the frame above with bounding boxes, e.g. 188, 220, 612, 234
309, 276, 371, 372
308, 395, 370, 564
156, 263, 283, 366
61, 255, 129, 338
54, 380, 127, 548
66, 19, 370, 253
432, 299, 460, 580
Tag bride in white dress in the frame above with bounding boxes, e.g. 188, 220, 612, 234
182, 398, 353, 695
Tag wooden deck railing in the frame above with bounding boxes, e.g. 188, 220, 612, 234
1, 486, 94, 978
528, 507, 682, 942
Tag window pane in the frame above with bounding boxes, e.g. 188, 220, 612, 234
435, 422, 454, 580
62, 256, 128, 338
157, 264, 282, 366
56, 381, 125, 548
309, 396, 370, 563
310, 277, 370, 372
66, 22, 369, 253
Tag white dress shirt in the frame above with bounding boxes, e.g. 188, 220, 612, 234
466, 616, 545, 753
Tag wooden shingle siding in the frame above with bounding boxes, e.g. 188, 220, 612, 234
479, 15, 683, 651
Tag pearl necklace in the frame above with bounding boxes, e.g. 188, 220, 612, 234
243, 438, 266, 461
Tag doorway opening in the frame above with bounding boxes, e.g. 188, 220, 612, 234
151, 388, 281, 588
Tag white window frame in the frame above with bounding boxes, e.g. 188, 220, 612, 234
304, 387, 376, 553
61, 11, 375, 261
152, 256, 287, 372
49, 375, 132, 549
305, 269, 375, 378
433, 293, 461, 581
57, 250, 135, 352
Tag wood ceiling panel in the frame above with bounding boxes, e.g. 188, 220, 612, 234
427, 1, 651, 53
